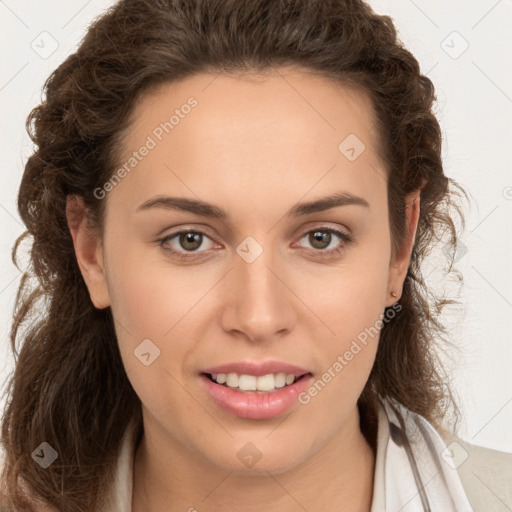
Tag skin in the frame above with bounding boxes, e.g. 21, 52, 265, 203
67, 66, 420, 511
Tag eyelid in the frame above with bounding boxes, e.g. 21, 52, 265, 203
292, 226, 352, 257
155, 223, 217, 240
157, 222, 353, 259
157, 226, 219, 256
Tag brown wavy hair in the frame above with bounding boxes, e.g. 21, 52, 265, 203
1, 0, 467, 509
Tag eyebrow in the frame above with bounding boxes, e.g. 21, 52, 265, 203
136, 191, 369, 218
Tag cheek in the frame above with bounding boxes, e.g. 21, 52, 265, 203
313, 291, 382, 400
106, 257, 197, 429
296, 285, 385, 436
298, 235, 391, 395
104, 243, 213, 388
105, 240, 196, 337
299, 234, 390, 339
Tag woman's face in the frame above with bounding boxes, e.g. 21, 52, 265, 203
74, 67, 416, 474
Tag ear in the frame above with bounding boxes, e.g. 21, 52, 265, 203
385, 189, 421, 307
66, 195, 111, 309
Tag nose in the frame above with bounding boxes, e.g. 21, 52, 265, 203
220, 241, 296, 344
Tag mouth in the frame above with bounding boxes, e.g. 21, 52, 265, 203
199, 362, 314, 420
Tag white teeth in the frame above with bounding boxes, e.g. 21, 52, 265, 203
238, 374, 257, 391
285, 374, 295, 385
256, 374, 275, 391
210, 372, 299, 392
215, 373, 226, 384
274, 372, 286, 388
226, 373, 239, 388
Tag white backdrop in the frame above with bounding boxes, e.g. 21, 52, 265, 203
1, 0, 511, 452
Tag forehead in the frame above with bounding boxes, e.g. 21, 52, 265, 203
108, 67, 386, 218
124, 67, 380, 151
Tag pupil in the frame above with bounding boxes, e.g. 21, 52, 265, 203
181, 232, 201, 250
311, 231, 330, 249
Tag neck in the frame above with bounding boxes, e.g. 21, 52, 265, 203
132, 406, 376, 512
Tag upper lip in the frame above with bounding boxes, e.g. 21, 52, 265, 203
201, 361, 312, 377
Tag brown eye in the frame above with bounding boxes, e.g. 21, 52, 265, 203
159, 230, 216, 259
177, 232, 203, 251
297, 228, 352, 255
308, 230, 333, 250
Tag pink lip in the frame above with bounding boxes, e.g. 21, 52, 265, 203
200, 374, 313, 421
201, 361, 310, 377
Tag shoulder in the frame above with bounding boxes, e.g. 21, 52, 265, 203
439, 430, 512, 512
378, 398, 512, 511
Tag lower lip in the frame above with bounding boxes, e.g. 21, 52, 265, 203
200, 374, 313, 420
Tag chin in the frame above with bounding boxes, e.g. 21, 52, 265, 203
202, 439, 309, 476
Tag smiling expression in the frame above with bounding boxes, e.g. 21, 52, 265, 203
75, 66, 411, 474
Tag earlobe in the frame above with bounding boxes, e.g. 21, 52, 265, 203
66, 195, 111, 309
386, 190, 421, 307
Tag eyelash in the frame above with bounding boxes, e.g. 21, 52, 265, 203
156, 227, 353, 261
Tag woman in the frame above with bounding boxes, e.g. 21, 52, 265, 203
1, 0, 511, 510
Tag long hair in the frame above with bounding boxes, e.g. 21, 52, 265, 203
1, 0, 467, 509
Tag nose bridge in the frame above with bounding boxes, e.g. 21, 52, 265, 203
223, 235, 294, 341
